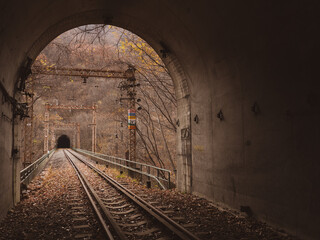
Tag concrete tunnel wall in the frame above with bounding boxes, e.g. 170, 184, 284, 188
0, 1, 319, 239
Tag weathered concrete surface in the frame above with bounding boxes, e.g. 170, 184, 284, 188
0, 1, 319, 239
0, 97, 14, 219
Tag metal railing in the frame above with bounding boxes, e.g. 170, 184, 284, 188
20, 149, 55, 184
73, 148, 171, 190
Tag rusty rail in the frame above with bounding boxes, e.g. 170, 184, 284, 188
67, 149, 200, 240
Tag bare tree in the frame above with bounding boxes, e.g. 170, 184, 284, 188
29, 24, 177, 176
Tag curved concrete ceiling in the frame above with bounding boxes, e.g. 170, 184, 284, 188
0, 1, 319, 239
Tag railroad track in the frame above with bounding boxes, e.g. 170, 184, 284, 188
63, 149, 200, 240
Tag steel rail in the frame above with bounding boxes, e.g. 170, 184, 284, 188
67, 149, 200, 240
63, 150, 127, 240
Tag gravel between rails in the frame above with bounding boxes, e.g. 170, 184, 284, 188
71, 150, 301, 240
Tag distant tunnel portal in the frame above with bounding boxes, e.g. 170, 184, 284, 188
57, 135, 71, 148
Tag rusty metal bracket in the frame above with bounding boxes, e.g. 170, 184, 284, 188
181, 127, 191, 140
217, 110, 224, 121
194, 114, 199, 124
18, 57, 33, 91
0, 79, 15, 105
14, 102, 29, 120
0, 79, 31, 120
159, 41, 170, 58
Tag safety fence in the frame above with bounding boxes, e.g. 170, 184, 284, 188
73, 148, 172, 190
20, 149, 55, 185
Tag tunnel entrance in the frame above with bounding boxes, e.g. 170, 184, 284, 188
0, 3, 319, 239
57, 135, 71, 148
21, 20, 192, 195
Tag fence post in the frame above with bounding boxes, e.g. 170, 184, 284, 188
147, 166, 151, 188
140, 164, 143, 182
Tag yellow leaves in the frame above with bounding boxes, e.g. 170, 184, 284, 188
51, 114, 63, 121
40, 58, 47, 66
67, 76, 74, 82
35, 53, 57, 71
118, 32, 165, 73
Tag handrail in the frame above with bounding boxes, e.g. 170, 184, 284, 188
20, 149, 54, 183
75, 148, 171, 173
73, 148, 171, 190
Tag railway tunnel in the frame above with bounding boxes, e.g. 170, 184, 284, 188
0, 1, 319, 239
56, 135, 71, 148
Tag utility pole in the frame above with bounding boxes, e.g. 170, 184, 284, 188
117, 66, 139, 178
44, 103, 50, 153
34, 66, 138, 155
76, 123, 80, 148
125, 67, 137, 163
50, 127, 55, 150
91, 105, 97, 152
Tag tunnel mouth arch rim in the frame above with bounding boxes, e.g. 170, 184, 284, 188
56, 134, 71, 148
23, 9, 191, 101
18, 9, 192, 192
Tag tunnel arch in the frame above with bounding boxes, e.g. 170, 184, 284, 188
56, 135, 71, 148
20, 10, 195, 193
25, 10, 193, 101
1, 2, 319, 239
